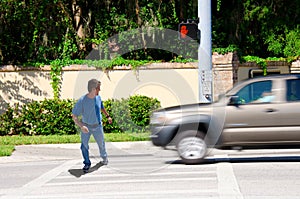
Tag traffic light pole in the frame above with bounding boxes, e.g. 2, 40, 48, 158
198, 0, 212, 103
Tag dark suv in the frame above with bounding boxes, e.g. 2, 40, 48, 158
150, 74, 300, 164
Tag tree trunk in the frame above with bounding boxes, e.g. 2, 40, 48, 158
72, 0, 84, 49
135, 0, 142, 26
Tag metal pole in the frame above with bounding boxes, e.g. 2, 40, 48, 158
198, 0, 212, 103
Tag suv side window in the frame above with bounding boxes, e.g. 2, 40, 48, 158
286, 79, 300, 102
236, 80, 273, 104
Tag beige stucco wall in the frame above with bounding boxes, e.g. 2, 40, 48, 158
0, 64, 203, 114
0, 70, 54, 114
61, 67, 200, 108
1, 56, 297, 114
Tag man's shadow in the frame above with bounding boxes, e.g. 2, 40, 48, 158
68, 162, 104, 178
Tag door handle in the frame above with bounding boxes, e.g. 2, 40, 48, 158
265, 108, 277, 113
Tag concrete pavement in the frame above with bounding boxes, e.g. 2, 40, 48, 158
0, 141, 161, 163
2, 140, 300, 164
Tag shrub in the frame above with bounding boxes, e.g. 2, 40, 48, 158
0, 99, 77, 136
23, 99, 77, 135
103, 95, 161, 133
0, 95, 161, 135
0, 104, 15, 136
128, 95, 161, 127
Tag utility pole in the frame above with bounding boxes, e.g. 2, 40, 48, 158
198, 0, 212, 103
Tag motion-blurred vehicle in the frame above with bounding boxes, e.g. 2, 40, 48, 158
150, 75, 300, 164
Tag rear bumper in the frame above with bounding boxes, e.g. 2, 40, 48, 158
150, 125, 178, 147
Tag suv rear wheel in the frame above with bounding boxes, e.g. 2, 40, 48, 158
176, 130, 207, 164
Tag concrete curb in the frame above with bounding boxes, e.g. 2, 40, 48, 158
0, 141, 159, 164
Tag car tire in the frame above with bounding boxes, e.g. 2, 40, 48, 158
176, 130, 207, 164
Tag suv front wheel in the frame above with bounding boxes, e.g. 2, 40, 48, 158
176, 130, 207, 164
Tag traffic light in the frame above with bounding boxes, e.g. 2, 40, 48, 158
178, 23, 198, 40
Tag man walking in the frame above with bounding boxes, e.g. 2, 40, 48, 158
72, 79, 112, 172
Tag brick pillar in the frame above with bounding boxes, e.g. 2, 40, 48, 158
212, 52, 237, 101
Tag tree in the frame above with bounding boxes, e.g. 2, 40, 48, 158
0, 0, 299, 65
213, 0, 300, 58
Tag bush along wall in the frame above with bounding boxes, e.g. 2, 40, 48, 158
0, 99, 77, 136
0, 95, 161, 136
103, 95, 161, 133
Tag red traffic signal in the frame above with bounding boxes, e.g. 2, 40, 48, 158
178, 23, 198, 40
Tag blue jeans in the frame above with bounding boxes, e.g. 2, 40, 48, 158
80, 124, 107, 166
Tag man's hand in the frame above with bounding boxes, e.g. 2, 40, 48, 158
81, 126, 89, 133
72, 114, 89, 133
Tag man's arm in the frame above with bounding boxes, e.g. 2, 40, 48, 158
101, 108, 112, 124
72, 114, 89, 133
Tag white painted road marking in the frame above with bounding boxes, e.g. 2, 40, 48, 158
216, 155, 244, 199
0, 160, 78, 199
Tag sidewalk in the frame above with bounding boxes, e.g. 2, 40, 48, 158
0, 141, 159, 163
3, 141, 300, 164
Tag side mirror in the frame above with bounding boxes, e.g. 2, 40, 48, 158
228, 96, 240, 106
218, 94, 225, 101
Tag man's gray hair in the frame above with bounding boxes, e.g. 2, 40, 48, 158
88, 79, 100, 92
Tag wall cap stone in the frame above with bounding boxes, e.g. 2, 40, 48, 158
0, 57, 297, 72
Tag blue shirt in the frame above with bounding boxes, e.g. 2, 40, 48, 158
72, 95, 104, 125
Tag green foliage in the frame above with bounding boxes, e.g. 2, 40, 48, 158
50, 60, 63, 99
0, 0, 79, 64
0, 0, 299, 64
284, 28, 300, 59
241, 56, 288, 76
241, 56, 267, 75
213, 45, 239, 55
0, 133, 150, 157
0, 99, 77, 136
110, 57, 151, 69
0, 95, 161, 136
103, 95, 161, 133
213, 0, 299, 59
29, 57, 161, 101
265, 32, 284, 56
0, 104, 15, 136
104, 132, 150, 142
0, 135, 81, 146
264, 27, 300, 59
0, 145, 14, 156
170, 55, 196, 63
0, 133, 149, 147
48, 57, 160, 72
216, 0, 222, 11
128, 95, 161, 127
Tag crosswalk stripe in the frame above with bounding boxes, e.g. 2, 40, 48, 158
216, 157, 244, 199
23, 189, 219, 199
1, 154, 220, 199
46, 177, 217, 186
0, 160, 78, 199
57, 170, 216, 179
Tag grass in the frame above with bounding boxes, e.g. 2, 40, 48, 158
0, 145, 15, 156
0, 132, 150, 157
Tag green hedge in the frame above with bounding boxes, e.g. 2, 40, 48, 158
0, 95, 161, 136
0, 99, 77, 136
103, 95, 161, 133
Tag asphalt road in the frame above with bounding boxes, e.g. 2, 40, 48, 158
1, 142, 300, 198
